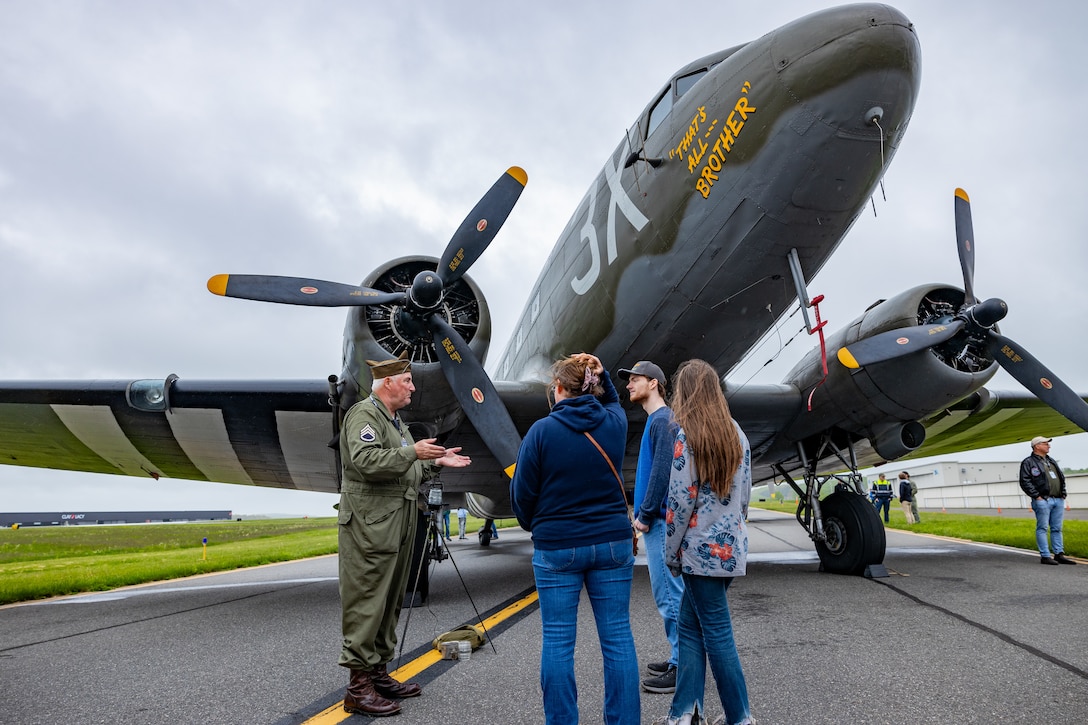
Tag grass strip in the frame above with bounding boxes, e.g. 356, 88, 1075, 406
0, 515, 514, 605
753, 502, 1087, 558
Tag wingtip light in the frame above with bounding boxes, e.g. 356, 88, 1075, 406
207, 274, 229, 296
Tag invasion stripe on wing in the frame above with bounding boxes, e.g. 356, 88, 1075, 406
50, 405, 162, 477
166, 408, 256, 486
275, 411, 339, 492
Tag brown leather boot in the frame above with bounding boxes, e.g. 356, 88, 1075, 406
372, 663, 423, 699
344, 669, 401, 717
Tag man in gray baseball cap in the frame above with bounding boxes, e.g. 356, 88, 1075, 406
618, 360, 666, 390
618, 360, 682, 693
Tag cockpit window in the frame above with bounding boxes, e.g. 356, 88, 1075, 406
676, 68, 708, 99
645, 66, 712, 139
646, 89, 672, 138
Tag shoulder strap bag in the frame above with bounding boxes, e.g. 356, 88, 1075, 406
584, 432, 639, 556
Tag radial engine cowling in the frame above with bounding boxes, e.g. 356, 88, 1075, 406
784, 284, 998, 456
339, 256, 491, 437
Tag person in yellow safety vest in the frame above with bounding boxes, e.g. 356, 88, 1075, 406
872, 473, 894, 523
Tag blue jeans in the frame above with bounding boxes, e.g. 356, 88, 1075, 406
670, 574, 750, 725
532, 540, 640, 725
874, 497, 891, 522
1031, 497, 1065, 557
644, 517, 684, 666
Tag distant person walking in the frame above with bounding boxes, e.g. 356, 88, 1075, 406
442, 506, 452, 541
1019, 436, 1076, 566
872, 473, 894, 523
898, 472, 915, 524
905, 472, 920, 523
661, 359, 753, 725
457, 507, 468, 539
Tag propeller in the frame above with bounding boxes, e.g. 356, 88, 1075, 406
208, 166, 529, 476
836, 188, 1088, 431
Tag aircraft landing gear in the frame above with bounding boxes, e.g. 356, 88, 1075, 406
774, 434, 885, 576
477, 518, 495, 547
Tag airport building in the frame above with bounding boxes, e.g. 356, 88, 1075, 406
759, 460, 1087, 510
1, 510, 233, 527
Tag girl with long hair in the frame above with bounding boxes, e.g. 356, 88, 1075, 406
661, 358, 753, 725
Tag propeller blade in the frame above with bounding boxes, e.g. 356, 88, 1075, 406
986, 332, 1088, 431
954, 188, 977, 306
438, 166, 528, 285
207, 274, 404, 307
837, 320, 965, 369
427, 313, 522, 477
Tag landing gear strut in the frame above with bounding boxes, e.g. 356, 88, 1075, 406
774, 433, 885, 576
477, 518, 495, 547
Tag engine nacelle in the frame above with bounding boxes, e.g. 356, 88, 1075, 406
783, 284, 997, 454
867, 420, 926, 460
338, 256, 491, 437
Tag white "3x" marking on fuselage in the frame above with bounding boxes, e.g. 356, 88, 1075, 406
570, 138, 650, 296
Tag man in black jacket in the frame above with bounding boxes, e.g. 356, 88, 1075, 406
1018, 436, 1076, 566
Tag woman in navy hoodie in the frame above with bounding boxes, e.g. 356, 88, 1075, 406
511, 352, 640, 725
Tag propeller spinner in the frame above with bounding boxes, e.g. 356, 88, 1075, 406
207, 166, 529, 476
836, 189, 1088, 431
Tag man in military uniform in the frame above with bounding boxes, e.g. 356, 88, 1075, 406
338, 357, 471, 716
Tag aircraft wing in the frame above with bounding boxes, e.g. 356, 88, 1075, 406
0, 379, 339, 492
0, 377, 554, 500
905, 389, 1087, 460
719, 382, 1086, 482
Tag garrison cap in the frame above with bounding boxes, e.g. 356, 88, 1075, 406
367, 355, 411, 379
617, 360, 667, 389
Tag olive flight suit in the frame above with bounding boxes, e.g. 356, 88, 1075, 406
338, 395, 439, 671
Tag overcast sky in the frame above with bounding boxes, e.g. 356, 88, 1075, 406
2, 1, 1087, 516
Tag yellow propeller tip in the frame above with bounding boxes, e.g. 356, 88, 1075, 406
836, 347, 861, 369
954, 188, 970, 202
207, 274, 229, 296
507, 166, 528, 187
504, 462, 517, 479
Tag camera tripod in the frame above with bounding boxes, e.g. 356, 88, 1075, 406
396, 498, 495, 665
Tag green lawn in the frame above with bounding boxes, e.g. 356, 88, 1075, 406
0, 515, 515, 605
753, 501, 1087, 558
6, 505, 1076, 606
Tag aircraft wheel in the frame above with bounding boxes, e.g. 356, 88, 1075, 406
814, 490, 885, 575
478, 529, 492, 547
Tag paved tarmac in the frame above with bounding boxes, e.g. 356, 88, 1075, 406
1, 510, 1086, 724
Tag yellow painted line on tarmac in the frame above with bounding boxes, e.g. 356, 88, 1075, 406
302, 589, 539, 724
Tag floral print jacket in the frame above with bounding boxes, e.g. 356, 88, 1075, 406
664, 421, 751, 578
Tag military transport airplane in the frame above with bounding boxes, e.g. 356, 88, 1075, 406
4, 4, 1088, 576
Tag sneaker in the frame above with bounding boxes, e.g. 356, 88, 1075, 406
646, 660, 670, 675
1054, 553, 1078, 565
642, 665, 677, 693
1041, 556, 1059, 565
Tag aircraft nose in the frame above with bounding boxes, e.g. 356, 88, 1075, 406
770, 3, 921, 144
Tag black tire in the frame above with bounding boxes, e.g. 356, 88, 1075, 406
477, 529, 492, 547
814, 491, 885, 575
